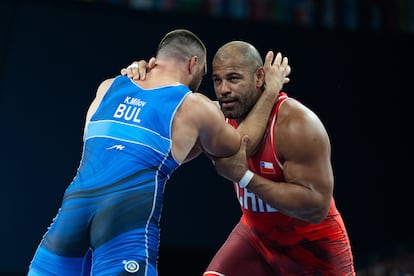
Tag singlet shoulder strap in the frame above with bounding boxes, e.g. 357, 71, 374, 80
270, 92, 289, 168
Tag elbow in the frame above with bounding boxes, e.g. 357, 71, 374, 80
286, 203, 329, 224
304, 201, 330, 224
305, 184, 333, 224
306, 207, 329, 224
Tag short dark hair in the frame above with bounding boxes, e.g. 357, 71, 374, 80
157, 29, 206, 63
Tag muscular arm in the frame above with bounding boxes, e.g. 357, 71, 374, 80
247, 100, 333, 223
191, 93, 242, 158
172, 92, 241, 165
237, 52, 290, 156
213, 100, 333, 223
121, 52, 291, 157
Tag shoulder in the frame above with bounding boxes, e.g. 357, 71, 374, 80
187, 92, 213, 101
278, 99, 325, 131
276, 99, 330, 157
178, 92, 225, 130
182, 92, 220, 113
89, 78, 116, 109
97, 78, 115, 93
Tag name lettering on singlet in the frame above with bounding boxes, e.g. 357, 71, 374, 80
235, 185, 278, 213
124, 96, 147, 107
113, 97, 147, 123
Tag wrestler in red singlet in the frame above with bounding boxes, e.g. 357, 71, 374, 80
204, 93, 355, 276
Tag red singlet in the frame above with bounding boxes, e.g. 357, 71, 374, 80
204, 93, 355, 276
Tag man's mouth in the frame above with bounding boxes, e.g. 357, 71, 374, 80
220, 99, 237, 109
222, 102, 236, 109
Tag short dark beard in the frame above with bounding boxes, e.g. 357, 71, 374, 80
222, 101, 254, 122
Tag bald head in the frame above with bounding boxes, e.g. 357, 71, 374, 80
213, 41, 263, 73
211, 41, 266, 121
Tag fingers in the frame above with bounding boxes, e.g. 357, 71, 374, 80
282, 57, 291, 77
285, 65, 291, 76
264, 51, 274, 69
136, 59, 156, 80
120, 62, 138, 79
132, 68, 140, 80
264, 51, 283, 69
120, 68, 128, 76
283, 57, 291, 84
121, 60, 151, 80
269, 52, 291, 80
282, 56, 289, 67
274, 52, 282, 66
264, 51, 287, 71
120, 62, 136, 76
137, 62, 146, 81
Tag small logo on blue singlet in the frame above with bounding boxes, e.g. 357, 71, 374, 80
123, 260, 140, 273
106, 144, 125, 150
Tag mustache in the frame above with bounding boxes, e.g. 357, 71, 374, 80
218, 96, 238, 104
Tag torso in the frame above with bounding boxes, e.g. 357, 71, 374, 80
227, 92, 340, 246
69, 75, 191, 249
34, 75, 193, 274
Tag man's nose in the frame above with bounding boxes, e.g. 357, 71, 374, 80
218, 81, 231, 95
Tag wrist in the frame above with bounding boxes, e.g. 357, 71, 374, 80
239, 169, 254, 188
263, 86, 279, 103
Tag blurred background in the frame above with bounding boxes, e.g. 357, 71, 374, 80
0, 0, 412, 275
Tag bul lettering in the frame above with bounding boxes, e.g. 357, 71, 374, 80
113, 104, 142, 123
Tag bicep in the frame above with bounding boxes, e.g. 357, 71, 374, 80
197, 97, 241, 158
278, 113, 333, 195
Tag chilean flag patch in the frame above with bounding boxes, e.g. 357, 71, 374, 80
260, 161, 275, 174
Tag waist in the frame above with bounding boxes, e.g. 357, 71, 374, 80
241, 202, 343, 245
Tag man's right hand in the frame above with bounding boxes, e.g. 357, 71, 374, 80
120, 57, 156, 80
263, 51, 291, 99
212, 135, 251, 183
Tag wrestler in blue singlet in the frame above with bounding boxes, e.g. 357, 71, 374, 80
28, 75, 191, 275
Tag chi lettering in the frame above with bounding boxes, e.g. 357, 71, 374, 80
235, 184, 278, 213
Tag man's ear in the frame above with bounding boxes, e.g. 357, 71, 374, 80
188, 56, 198, 74
255, 67, 265, 88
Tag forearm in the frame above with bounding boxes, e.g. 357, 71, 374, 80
234, 51, 290, 156
237, 90, 277, 156
245, 173, 330, 223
